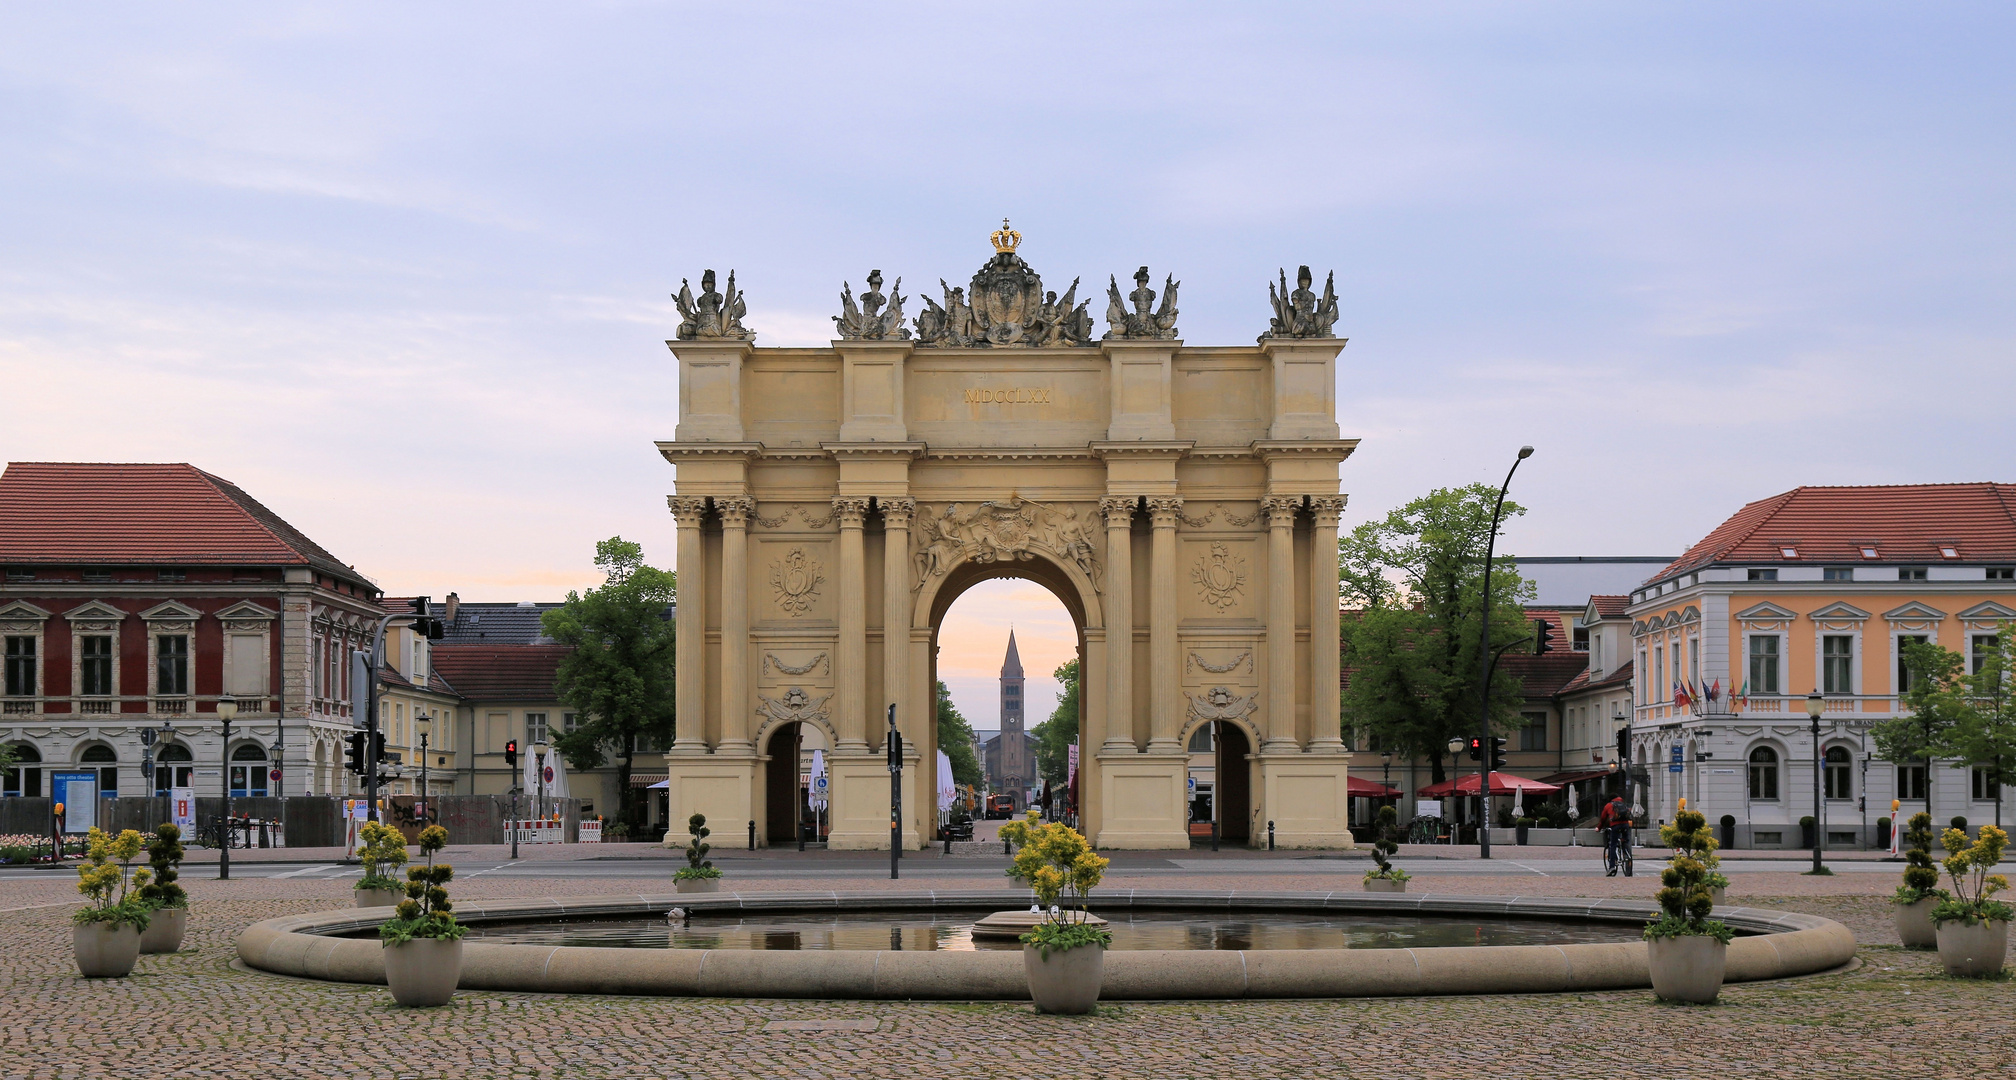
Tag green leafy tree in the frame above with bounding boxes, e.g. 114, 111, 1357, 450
1033, 658, 1081, 788
1945, 627, 2015, 818
935, 681, 984, 789
1872, 640, 1973, 807
540, 537, 677, 826
1337, 484, 1535, 783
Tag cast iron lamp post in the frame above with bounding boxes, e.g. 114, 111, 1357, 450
1447, 737, 1466, 840
533, 739, 550, 821
1807, 691, 1826, 874
1381, 751, 1392, 804
1473, 445, 1535, 859
216, 695, 237, 880
415, 712, 432, 826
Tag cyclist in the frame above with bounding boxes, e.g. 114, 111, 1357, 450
1599, 794, 1635, 877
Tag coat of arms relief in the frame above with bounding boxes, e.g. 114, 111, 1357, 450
768, 548, 825, 616
1192, 543, 1248, 610
911, 496, 1102, 593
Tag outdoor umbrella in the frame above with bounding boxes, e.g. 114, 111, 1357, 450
1415, 772, 1562, 797
936, 750, 955, 812
1566, 784, 1579, 821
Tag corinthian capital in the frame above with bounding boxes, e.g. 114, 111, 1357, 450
667, 496, 711, 526
1146, 496, 1185, 528
714, 495, 755, 528
1263, 496, 1304, 527
879, 497, 916, 528
831, 496, 872, 528
1099, 496, 1138, 528
1306, 495, 1348, 524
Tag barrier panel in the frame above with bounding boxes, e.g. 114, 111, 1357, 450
579, 820, 602, 843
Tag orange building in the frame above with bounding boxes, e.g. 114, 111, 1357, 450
1626, 484, 2016, 848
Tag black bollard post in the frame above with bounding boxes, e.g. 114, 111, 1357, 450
1268, 820, 1276, 851
748, 819, 755, 851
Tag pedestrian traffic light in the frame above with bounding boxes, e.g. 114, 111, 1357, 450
1466, 736, 1482, 761
371, 730, 387, 767
1489, 736, 1508, 771
504, 739, 518, 769
1534, 620, 1554, 655
345, 732, 367, 774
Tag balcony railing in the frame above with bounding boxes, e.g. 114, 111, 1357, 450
79, 699, 113, 715
154, 698, 189, 714
2, 699, 35, 715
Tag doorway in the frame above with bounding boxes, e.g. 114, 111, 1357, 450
1214, 721, 1252, 844
764, 723, 804, 844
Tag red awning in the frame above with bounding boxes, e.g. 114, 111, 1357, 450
1538, 768, 1617, 786
1415, 771, 1563, 797
1347, 775, 1402, 798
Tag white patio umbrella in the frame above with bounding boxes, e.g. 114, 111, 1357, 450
1512, 784, 1526, 821
936, 750, 956, 812
808, 750, 828, 811
546, 750, 571, 801
1566, 783, 1580, 821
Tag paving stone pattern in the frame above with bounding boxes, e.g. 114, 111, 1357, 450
2, 870, 2011, 1079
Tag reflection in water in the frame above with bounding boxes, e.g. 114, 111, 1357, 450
447, 912, 1654, 952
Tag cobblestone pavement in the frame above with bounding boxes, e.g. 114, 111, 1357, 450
4, 868, 2011, 1079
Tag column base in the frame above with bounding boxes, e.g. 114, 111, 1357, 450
1257, 752, 1357, 849
1090, 750, 1192, 849
659, 753, 759, 849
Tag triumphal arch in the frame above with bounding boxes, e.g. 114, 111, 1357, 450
657, 225, 1359, 849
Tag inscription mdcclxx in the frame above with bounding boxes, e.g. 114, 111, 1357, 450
963, 387, 1055, 405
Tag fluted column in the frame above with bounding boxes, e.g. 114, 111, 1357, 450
668, 496, 710, 753
880, 498, 914, 745
833, 496, 872, 750
1306, 496, 1348, 752
1101, 497, 1138, 751
715, 496, 753, 752
1263, 496, 1302, 753
1147, 497, 1184, 753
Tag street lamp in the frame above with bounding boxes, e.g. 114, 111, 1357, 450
533, 739, 550, 821
1446, 737, 1466, 838
216, 696, 237, 881
1381, 751, 1392, 799
1806, 691, 1826, 874
415, 712, 432, 826
1472, 445, 1535, 861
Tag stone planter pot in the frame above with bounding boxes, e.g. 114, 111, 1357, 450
1024, 942, 1104, 1014
675, 877, 722, 894
74, 922, 142, 979
1647, 934, 1727, 1004
1363, 878, 1408, 893
138, 907, 188, 954
1895, 897, 1939, 949
354, 888, 405, 909
383, 937, 463, 1007
1934, 919, 2010, 978
1709, 887, 1726, 906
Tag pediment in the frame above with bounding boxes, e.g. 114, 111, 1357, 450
1808, 602, 1870, 621
139, 599, 204, 622
1677, 605, 1701, 624
1957, 601, 2016, 622
62, 600, 128, 624
0, 600, 52, 623
216, 600, 278, 622
1735, 601, 1797, 621
1883, 601, 1947, 622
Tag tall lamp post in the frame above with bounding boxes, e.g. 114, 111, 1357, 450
1473, 446, 1534, 860
1381, 751, 1393, 807
1447, 737, 1466, 839
533, 740, 550, 822
216, 695, 237, 880
1807, 691, 1826, 874
415, 712, 432, 826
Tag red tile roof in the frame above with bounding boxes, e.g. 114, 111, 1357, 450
1588, 595, 1628, 619
1659, 483, 2016, 579
429, 645, 569, 701
1557, 659, 1633, 696
0, 462, 375, 592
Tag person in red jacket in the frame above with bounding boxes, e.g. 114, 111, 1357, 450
1598, 795, 1634, 876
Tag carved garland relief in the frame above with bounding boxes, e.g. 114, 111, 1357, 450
768, 548, 825, 616
911, 496, 1102, 593
764, 652, 828, 677
1186, 651, 1253, 675
755, 686, 832, 726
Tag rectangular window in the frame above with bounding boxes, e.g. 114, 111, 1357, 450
226, 634, 264, 696
1989, 567, 2014, 580
1749, 755, 1779, 801
1822, 567, 1853, 581
3, 568, 32, 582
82, 568, 111, 582
1572, 620, 1589, 652
526, 712, 550, 744
1824, 751, 1852, 800
157, 568, 185, 582
1897, 765, 1927, 801
1974, 767, 2002, 802
1899, 567, 1928, 581
155, 635, 188, 696
4, 636, 34, 697
1972, 635, 2000, 675
1898, 635, 1930, 693
1747, 568, 1778, 581
562, 712, 579, 733
1748, 636, 1780, 695
1688, 637, 1699, 688
80, 636, 114, 696
1520, 712, 1547, 751
1655, 646, 1666, 701
1637, 649, 1648, 705
1822, 635, 1854, 694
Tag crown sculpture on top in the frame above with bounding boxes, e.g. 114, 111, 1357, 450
1259, 265, 1339, 342
833, 269, 910, 340
1104, 266, 1180, 340
674, 269, 754, 341
913, 220, 1096, 347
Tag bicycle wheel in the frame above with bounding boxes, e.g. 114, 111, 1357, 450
1622, 837, 1634, 877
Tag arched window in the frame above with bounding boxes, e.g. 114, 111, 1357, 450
1824, 746, 1853, 800
3, 742, 40, 797
229, 743, 268, 798
154, 743, 193, 793
231, 743, 267, 761
1187, 725, 1214, 753
80, 744, 117, 762
1748, 746, 1780, 801
80, 743, 118, 795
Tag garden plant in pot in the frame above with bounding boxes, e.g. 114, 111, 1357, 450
135, 823, 189, 954
1892, 809, 1947, 949
1001, 812, 1112, 1015
72, 827, 153, 978
1362, 805, 1410, 892
674, 813, 722, 893
1929, 823, 2010, 977
380, 825, 467, 1007
1643, 803, 1735, 1004
354, 821, 409, 907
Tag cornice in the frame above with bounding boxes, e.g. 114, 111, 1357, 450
1088, 441, 1193, 461
1251, 439, 1360, 461
655, 441, 763, 465
926, 446, 1095, 462
820, 442, 927, 461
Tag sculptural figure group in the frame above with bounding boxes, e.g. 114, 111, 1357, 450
673, 269, 754, 341
1258, 265, 1340, 342
1103, 266, 1179, 340
833, 269, 909, 340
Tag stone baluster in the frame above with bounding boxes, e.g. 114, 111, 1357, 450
668, 496, 710, 753
1146, 497, 1184, 753
833, 496, 872, 750
1101, 497, 1138, 751
1306, 496, 1348, 752
1263, 496, 1303, 753
715, 496, 754, 752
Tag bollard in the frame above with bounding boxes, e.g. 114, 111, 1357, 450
943, 832, 951, 856
748, 819, 756, 851
1268, 819, 1275, 851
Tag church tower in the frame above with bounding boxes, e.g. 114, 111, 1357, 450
993, 628, 1031, 807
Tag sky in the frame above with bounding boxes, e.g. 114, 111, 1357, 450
4, 4, 2013, 723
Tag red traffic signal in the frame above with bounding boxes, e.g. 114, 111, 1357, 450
504, 739, 518, 768
1467, 737, 1483, 761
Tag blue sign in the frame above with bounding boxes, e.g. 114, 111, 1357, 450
1669, 744, 1685, 774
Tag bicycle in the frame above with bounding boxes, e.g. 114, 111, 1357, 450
1604, 825, 1634, 877
1406, 816, 1444, 845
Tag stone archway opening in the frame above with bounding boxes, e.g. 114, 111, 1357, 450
763, 723, 807, 843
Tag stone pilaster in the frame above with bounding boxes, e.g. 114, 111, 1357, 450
1306, 496, 1348, 753
715, 496, 754, 752
1263, 496, 1302, 753
880, 497, 914, 743
668, 496, 710, 753
833, 496, 872, 750
1101, 497, 1138, 752
1146, 496, 1183, 753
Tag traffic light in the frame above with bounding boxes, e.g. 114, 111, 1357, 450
1534, 620, 1554, 655
887, 726, 904, 770
504, 739, 518, 769
1616, 725, 1631, 764
1466, 736, 1482, 762
371, 730, 387, 769
345, 732, 367, 774
1489, 736, 1508, 771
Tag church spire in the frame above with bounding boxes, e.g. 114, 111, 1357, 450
1000, 626, 1024, 679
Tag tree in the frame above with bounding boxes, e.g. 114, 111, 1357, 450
1336, 484, 1535, 784
936, 681, 983, 789
540, 537, 677, 826
1873, 640, 1971, 808
1034, 658, 1081, 788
